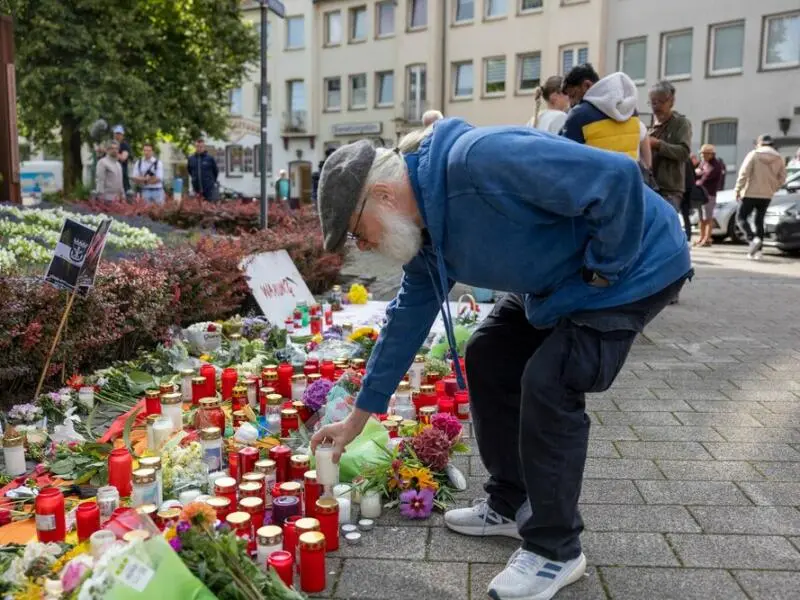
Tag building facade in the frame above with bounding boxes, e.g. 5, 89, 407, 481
605, 0, 800, 176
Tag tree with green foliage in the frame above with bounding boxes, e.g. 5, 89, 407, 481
1, 0, 257, 195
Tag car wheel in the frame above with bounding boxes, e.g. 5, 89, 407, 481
726, 213, 747, 244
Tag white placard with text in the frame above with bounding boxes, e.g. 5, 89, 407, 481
242, 249, 315, 324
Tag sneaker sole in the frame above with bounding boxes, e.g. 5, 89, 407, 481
487, 553, 587, 600
444, 520, 522, 540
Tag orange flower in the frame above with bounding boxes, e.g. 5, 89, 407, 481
180, 501, 216, 527
66, 374, 85, 391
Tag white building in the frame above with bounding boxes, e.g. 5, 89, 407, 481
605, 0, 800, 178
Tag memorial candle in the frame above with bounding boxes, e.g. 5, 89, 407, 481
107, 448, 133, 497
303, 471, 320, 518
272, 496, 301, 530
221, 368, 238, 401
269, 445, 292, 482
257, 526, 283, 571
206, 496, 232, 522
277, 363, 294, 400
282, 514, 302, 563
320, 360, 335, 381
75, 501, 101, 542
214, 477, 238, 506
191, 376, 206, 406
144, 389, 161, 416
35, 487, 66, 543
199, 364, 217, 398
267, 551, 294, 588
299, 531, 327, 593
314, 497, 340, 551
239, 496, 265, 530
289, 454, 310, 481
180, 368, 195, 403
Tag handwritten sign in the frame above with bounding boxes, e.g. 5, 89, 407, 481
241, 249, 315, 324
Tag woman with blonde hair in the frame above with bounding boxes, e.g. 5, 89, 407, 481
528, 76, 570, 133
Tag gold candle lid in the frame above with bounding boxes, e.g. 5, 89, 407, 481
280, 408, 299, 418
291, 374, 307, 382
232, 410, 246, 420
254, 459, 276, 473
420, 406, 437, 415
156, 507, 181, 520
191, 376, 206, 385
304, 470, 317, 482
132, 468, 156, 484
295, 517, 320, 534
350, 358, 366, 368
123, 529, 151, 543
279, 481, 302, 496
387, 415, 403, 424
136, 504, 157, 516
199, 426, 221, 441
239, 481, 262, 495
414, 354, 425, 363
159, 383, 174, 394
180, 368, 195, 376
307, 373, 322, 382
382, 420, 399, 431
256, 525, 283, 545
239, 496, 264, 512
263, 371, 278, 381
298, 531, 326, 551
214, 476, 237, 490
229, 333, 242, 341
199, 397, 220, 409
401, 419, 418, 428
420, 384, 436, 394
232, 385, 247, 397
266, 393, 282, 406
2, 428, 23, 447
332, 285, 341, 292
225, 511, 251, 527
397, 381, 411, 392
242, 472, 266, 484
144, 389, 160, 399
206, 496, 231, 509
315, 497, 339, 515
138, 456, 162, 471
290, 454, 310, 466
146, 414, 160, 425
161, 392, 182, 405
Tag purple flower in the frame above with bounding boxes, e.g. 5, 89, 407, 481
176, 520, 191, 534
303, 378, 334, 413
399, 488, 435, 520
431, 413, 463, 441
169, 536, 183, 552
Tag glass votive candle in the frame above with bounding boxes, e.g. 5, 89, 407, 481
314, 442, 338, 486
359, 490, 382, 519
78, 386, 95, 410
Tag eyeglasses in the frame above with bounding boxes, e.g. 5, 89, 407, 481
346, 196, 369, 243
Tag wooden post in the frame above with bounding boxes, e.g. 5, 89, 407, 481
0, 16, 21, 204
33, 288, 79, 401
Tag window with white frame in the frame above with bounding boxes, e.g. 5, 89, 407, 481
484, 57, 506, 95
455, 0, 474, 23
324, 78, 341, 110
376, 71, 394, 106
349, 74, 367, 108
704, 119, 738, 168
325, 11, 342, 45
350, 6, 367, 41
518, 53, 541, 91
560, 45, 588, 74
409, 0, 428, 29
661, 30, 693, 79
376, 1, 395, 36
709, 22, 744, 75
485, 0, 507, 19
229, 88, 242, 115
406, 64, 427, 121
254, 83, 271, 115
520, 0, 543, 12
619, 38, 647, 83
286, 16, 305, 49
452, 61, 474, 98
225, 145, 243, 176
762, 11, 800, 70
288, 80, 306, 113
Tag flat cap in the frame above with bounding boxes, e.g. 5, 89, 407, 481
318, 140, 376, 252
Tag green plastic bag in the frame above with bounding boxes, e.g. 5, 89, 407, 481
313, 418, 389, 483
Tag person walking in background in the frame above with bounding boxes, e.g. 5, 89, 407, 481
112, 125, 132, 198
787, 147, 800, 176
95, 141, 125, 203
648, 81, 692, 213
422, 110, 443, 127
528, 76, 570, 134
132, 142, 164, 205
187, 138, 219, 202
680, 154, 705, 243
274, 169, 292, 208
560, 65, 652, 168
694, 144, 725, 247
735, 134, 787, 260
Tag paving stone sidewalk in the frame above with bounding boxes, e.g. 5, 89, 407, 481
320, 245, 800, 599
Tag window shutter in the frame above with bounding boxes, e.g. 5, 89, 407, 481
521, 55, 541, 82
486, 58, 506, 83
562, 50, 574, 74
578, 47, 588, 65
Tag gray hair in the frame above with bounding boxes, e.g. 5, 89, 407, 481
650, 80, 675, 97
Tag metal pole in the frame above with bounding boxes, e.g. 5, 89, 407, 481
259, 1, 268, 229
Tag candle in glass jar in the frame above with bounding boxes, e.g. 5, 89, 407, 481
214, 476, 238, 506
284, 317, 295, 334
199, 427, 223, 472
276, 363, 294, 400
242, 472, 267, 505
239, 481, 263, 500
221, 368, 238, 401
324, 303, 333, 326
282, 514, 302, 562
144, 389, 161, 416
437, 396, 456, 416
382, 420, 399, 439
232, 410, 247, 430
419, 405, 437, 425
267, 551, 294, 588
151, 415, 173, 450
255, 460, 277, 507
96, 486, 120, 523
226, 512, 253, 549
159, 382, 175, 396
131, 468, 159, 507
200, 363, 217, 398
161, 392, 183, 431
280, 408, 299, 437
314, 497, 340, 551
392, 381, 416, 421
314, 442, 338, 486
179, 368, 194, 403
256, 525, 283, 571
206, 496, 232, 522
78, 386, 95, 410
360, 491, 382, 519
245, 376, 259, 410
289, 454, 310, 481
291, 374, 307, 402
237, 445, 259, 478
455, 390, 470, 420
299, 531, 327, 593
107, 447, 133, 497
309, 315, 322, 335
75, 501, 101, 542
272, 495, 301, 527
304, 471, 320, 518
279, 481, 302, 499
239, 496, 265, 530
35, 487, 66, 543
137, 456, 163, 507
295, 517, 320, 542
195, 397, 226, 431
408, 354, 425, 389
269, 445, 292, 482
191, 377, 206, 406
320, 360, 335, 381
232, 385, 247, 412
2, 428, 26, 476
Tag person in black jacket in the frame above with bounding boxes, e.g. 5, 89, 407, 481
187, 138, 220, 201
680, 154, 705, 242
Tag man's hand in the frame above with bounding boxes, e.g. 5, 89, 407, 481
648, 137, 661, 150
310, 408, 371, 464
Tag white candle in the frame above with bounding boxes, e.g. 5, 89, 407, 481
314, 443, 338, 486
180, 370, 194, 403
333, 483, 352, 501
179, 489, 202, 505
161, 393, 183, 432
2, 430, 26, 477
90, 530, 116, 559
151, 416, 173, 450
360, 491, 382, 519
78, 387, 95, 410
337, 497, 352, 524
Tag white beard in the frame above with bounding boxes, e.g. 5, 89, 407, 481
377, 210, 423, 264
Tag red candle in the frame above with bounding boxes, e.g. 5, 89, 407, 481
75, 501, 101, 542
438, 396, 456, 416
35, 487, 66, 543
443, 377, 459, 397
292, 401, 311, 424
107, 447, 133, 497
302, 363, 316, 377
320, 360, 335, 381
221, 368, 238, 401
228, 450, 240, 481
226, 512, 253, 548
310, 303, 321, 317
269, 445, 292, 482
238, 446, 259, 477
144, 390, 161, 416
261, 368, 278, 388
206, 496, 232, 522
267, 551, 294, 588
232, 410, 247, 429
191, 377, 206, 406
232, 385, 247, 411
455, 390, 470, 420
214, 476, 238, 506
239, 496, 266, 533
282, 514, 302, 562
299, 531, 327, 593
435, 380, 446, 398
303, 471, 320, 517
277, 363, 294, 400
324, 306, 333, 327
315, 497, 339, 552
310, 315, 322, 335
200, 363, 217, 398
195, 397, 226, 431
289, 454, 310, 481
280, 408, 300, 437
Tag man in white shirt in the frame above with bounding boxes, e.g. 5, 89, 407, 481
132, 142, 164, 204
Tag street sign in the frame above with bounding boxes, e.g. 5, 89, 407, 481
266, 0, 285, 18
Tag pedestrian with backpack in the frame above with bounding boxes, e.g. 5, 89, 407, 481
132, 142, 164, 205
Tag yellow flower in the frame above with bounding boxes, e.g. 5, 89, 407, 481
199, 354, 211, 362
348, 326, 377, 342
399, 466, 439, 491
13, 581, 43, 600
311, 333, 323, 343
51, 540, 90, 574
347, 284, 369, 305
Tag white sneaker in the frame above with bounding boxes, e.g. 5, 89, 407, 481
748, 237, 762, 258
488, 548, 587, 600
753, 250, 763, 261
444, 498, 521, 539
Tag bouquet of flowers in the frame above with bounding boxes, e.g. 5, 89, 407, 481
8, 403, 43, 425
161, 442, 207, 498
347, 326, 379, 361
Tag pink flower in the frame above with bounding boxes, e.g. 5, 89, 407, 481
61, 560, 89, 593
431, 413, 462, 441
399, 488, 435, 519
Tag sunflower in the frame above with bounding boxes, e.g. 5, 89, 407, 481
399, 466, 439, 492
180, 501, 217, 528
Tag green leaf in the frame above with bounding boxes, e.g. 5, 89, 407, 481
125, 371, 156, 393
451, 442, 470, 454
122, 406, 144, 457
48, 458, 75, 475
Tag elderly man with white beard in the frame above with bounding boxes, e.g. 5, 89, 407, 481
311, 118, 692, 600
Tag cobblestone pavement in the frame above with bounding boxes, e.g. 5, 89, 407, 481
319, 244, 800, 599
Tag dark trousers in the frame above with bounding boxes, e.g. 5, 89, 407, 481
737, 197, 771, 241
465, 280, 685, 561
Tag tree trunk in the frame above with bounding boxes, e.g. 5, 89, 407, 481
60, 115, 83, 197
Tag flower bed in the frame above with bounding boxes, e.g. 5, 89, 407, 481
0, 206, 162, 274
